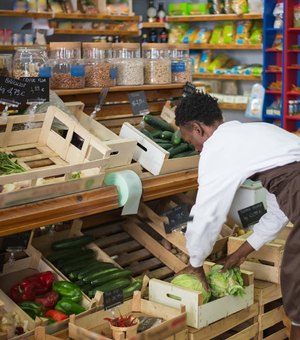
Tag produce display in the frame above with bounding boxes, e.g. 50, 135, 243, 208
0, 152, 26, 176
140, 114, 198, 159
46, 235, 142, 299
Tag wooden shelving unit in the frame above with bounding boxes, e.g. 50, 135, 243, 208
167, 13, 263, 22
219, 103, 247, 111
53, 28, 139, 36
0, 9, 53, 18
192, 74, 261, 81
189, 43, 262, 50
0, 44, 47, 51
141, 22, 166, 28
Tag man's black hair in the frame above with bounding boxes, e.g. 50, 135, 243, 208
175, 91, 223, 127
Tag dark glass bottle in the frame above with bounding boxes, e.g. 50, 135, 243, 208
147, 0, 157, 23
157, 2, 166, 23
159, 28, 168, 43
149, 29, 158, 43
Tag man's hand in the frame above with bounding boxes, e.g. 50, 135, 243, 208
177, 265, 209, 291
221, 241, 255, 272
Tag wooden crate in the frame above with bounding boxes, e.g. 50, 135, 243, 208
119, 122, 199, 176
227, 223, 293, 283
68, 291, 187, 340
23, 326, 63, 340
254, 280, 288, 340
149, 262, 254, 329
0, 105, 111, 208
188, 304, 259, 340
66, 102, 138, 170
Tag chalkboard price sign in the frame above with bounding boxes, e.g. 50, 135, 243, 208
238, 202, 267, 228
103, 288, 124, 310
163, 204, 193, 234
21, 77, 49, 103
128, 91, 149, 116
0, 76, 28, 105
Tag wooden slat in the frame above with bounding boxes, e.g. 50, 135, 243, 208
226, 323, 259, 340
126, 257, 162, 275
193, 73, 261, 81
262, 328, 288, 340
81, 214, 123, 230
167, 13, 263, 22
117, 248, 152, 267
94, 231, 131, 248
103, 240, 141, 256
54, 13, 139, 21
189, 43, 262, 50
254, 280, 282, 308
53, 28, 139, 36
0, 9, 53, 18
148, 266, 174, 280
259, 306, 285, 332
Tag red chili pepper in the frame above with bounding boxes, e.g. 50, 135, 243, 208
10, 284, 35, 303
45, 309, 68, 321
35, 291, 59, 308
104, 314, 137, 327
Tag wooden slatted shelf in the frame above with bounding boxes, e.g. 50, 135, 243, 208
53, 28, 139, 36
193, 73, 261, 80
0, 9, 53, 18
167, 13, 263, 22
141, 22, 167, 28
0, 44, 47, 51
189, 43, 262, 50
219, 102, 247, 110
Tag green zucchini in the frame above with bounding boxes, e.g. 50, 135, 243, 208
140, 128, 153, 139
63, 259, 99, 276
150, 130, 162, 138
168, 143, 190, 158
153, 138, 169, 144
51, 235, 95, 250
160, 131, 173, 140
90, 269, 132, 286
75, 262, 116, 281
172, 150, 199, 158
47, 248, 86, 264
122, 280, 143, 299
144, 114, 174, 132
157, 143, 173, 150
56, 250, 95, 270
88, 278, 131, 298
83, 267, 122, 283
171, 130, 182, 145
81, 283, 94, 294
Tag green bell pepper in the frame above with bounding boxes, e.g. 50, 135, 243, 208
52, 281, 82, 303
54, 298, 85, 315
18, 301, 44, 319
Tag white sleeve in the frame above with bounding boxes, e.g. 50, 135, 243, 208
247, 191, 289, 250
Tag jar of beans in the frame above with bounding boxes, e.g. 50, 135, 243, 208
0, 54, 12, 77
112, 43, 144, 86
83, 42, 116, 88
169, 44, 192, 84
142, 43, 171, 85
49, 42, 81, 59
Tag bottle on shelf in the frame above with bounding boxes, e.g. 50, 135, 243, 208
147, 0, 157, 23
142, 33, 148, 43
159, 28, 168, 43
149, 29, 158, 43
157, 2, 166, 23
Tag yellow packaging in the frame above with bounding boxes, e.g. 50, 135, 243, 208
210, 24, 224, 44
235, 20, 252, 45
199, 50, 212, 73
193, 28, 212, 44
207, 54, 230, 73
182, 28, 200, 44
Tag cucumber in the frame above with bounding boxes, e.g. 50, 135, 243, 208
171, 130, 182, 145
157, 143, 173, 150
47, 248, 85, 264
122, 280, 143, 299
90, 269, 132, 286
83, 267, 122, 283
75, 262, 116, 281
153, 138, 169, 144
52, 235, 95, 250
150, 130, 162, 138
144, 114, 174, 132
64, 259, 99, 277
160, 131, 173, 140
57, 250, 95, 270
172, 150, 199, 158
168, 143, 190, 158
88, 278, 131, 298
81, 283, 94, 294
140, 128, 153, 139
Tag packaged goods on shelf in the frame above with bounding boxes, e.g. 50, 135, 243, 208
235, 20, 252, 44
182, 28, 200, 44
106, 0, 133, 16
187, 3, 207, 15
273, 2, 284, 29
78, 0, 98, 15
168, 23, 189, 44
207, 54, 230, 73
199, 50, 212, 73
193, 28, 211, 44
168, 3, 189, 16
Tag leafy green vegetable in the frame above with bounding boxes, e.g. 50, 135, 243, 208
0, 152, 26, 176
171, 274, 211, 303
207, 265, 245, 298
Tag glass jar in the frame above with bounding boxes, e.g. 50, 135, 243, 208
112, 43, 144, 86
142, 43, 171, 85
169, 44, 192, 84
0, 54, 12, 77
49, 42, 81, 59
83, 42, 116, 88
49, 59, 85, 89
13, 47, 48, 78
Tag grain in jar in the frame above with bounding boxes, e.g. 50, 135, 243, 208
0, 54, 12, 77
49, 42, 81, 59
112, 43, 144, 86
13, 47, 48, 78
83, 42, 116, 88
169, 43, 192, 84
142, 43, 171, 85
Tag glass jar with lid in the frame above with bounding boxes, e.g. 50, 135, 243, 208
49, 42, 81, 59
169, 44, 192, 84
49, 59, 85, 89
112, 43, 144, 86
13, 47, 48, 78
142, 43, 171, 85
83, 42, 117, 88
0, 54, 12, 77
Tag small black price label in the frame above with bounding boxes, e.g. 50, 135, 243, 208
21, 77, 49, 103
0, 76, 29, 105
2, 231, 32, 251
163, 204, 193, 234
103, 288, 124, 310
128, 91, 149, 116
182, 81, 196, 97
238, 202, 267, 228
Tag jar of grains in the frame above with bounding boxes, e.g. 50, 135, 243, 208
49, 42, 81, 59
142, 43, 171, 85
49, 59, 85, 89
112, 43, 144, 86
83, 42, 117, 88
13, 47, 48, 78
169, 44, 192, 84
0, 54, 12, 77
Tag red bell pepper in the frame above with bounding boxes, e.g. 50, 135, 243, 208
45, 309, 68, 321
20, 271, 55, 296
35, 291, 59, 308
10, 283, 35, 303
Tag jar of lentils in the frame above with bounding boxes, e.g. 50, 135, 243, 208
13, 47, 48, 78
169, 44, 192, 84
112, 43, 144, 86
142, 43, 171, 85
83, 42, 116, 88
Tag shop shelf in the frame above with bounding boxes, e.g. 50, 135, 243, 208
189, 43, 262, 50
265, 48, 282, 52
141, 22, 167, 28
286, 115, 300, 120
192, 73, 261, 80
53, 28, 139, 36
0, 9, 53, 18
167, 13, 263, 22
265, 90, 282, 94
